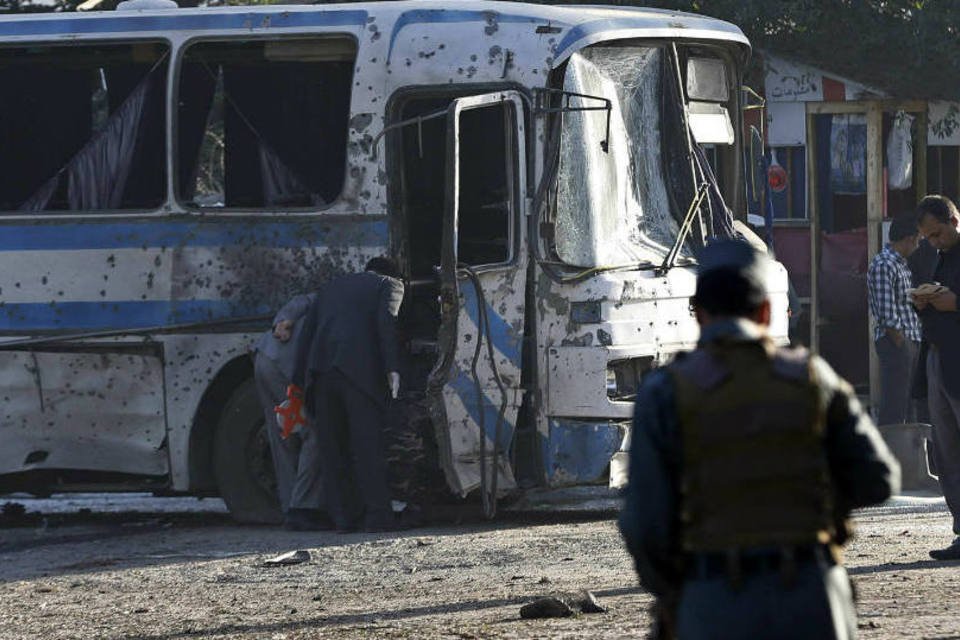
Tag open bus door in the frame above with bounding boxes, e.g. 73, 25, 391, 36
427, 91, 529, 514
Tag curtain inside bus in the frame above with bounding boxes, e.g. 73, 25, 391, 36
19, 61, 163, 212
177, 39, 354, 209
0, 43, 168, 213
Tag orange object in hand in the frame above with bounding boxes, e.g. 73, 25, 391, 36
274, 384, 305, 439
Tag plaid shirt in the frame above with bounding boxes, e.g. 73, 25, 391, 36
867, 244, 922, 343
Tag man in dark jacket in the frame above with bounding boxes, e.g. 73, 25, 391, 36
619, 239, 900, 639
913, 194, 960, 560
292, 257, 405, 532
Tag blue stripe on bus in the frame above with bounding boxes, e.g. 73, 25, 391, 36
460, 279, 522, 370
542, 419, 625, 484
450, 367, 515, 451
0, 218, 387, 251
0, 10, 368, 37
0, 299, 271, 331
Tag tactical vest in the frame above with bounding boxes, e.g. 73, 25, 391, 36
670, 340, 835, 552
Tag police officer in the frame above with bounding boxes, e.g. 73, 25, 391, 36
619, 239, 900, 640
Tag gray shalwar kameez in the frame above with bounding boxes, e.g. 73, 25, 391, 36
253, 293, 324, 514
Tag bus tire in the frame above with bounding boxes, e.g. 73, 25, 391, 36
213, 378, 282, 524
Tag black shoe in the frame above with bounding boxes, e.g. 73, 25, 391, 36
335, 520, 360, 534
929, 537, 960, 561
283, 509, 333, 532
396, 504, 425, 528
363, 513, 410, 533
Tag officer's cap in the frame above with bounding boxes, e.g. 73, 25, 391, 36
693, 238, 771, 312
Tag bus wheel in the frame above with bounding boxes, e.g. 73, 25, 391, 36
213, 379, 282, 524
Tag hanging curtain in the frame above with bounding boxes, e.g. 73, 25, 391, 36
259, 142, 322, 207
19, 63, 159, 212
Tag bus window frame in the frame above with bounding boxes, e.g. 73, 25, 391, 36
0, 36, 174, 218
384, 82, 531, 275
171, 32, 359, 216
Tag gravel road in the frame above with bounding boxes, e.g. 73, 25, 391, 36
0, 493, 957, 639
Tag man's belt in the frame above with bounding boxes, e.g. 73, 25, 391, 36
685, 544, 835, 581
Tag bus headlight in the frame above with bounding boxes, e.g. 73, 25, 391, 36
605, 368, 620, 397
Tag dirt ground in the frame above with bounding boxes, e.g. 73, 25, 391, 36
0, 494, 958, 640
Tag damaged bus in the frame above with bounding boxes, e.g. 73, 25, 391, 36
0, 0, 789, 521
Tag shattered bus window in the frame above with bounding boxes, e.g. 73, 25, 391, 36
456, 103, 514, 266
0, 42, 169, 213
396, 95, 513, 274
555, 46, 682, 267
177, 38, 355, 210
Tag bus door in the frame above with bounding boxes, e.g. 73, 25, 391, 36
0, 343, 169, 483
427, 91, 528, 507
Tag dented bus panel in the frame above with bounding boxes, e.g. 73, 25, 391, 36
0, 1, 788, 518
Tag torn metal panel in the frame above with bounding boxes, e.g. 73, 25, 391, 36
541, 419, 627, 486
431, 268, 527, 497
0, 347, 167, 477
534, 259, 790, 488
161, 332, 254, 490
428, 91, 528, 499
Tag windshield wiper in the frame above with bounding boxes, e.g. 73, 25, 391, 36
659, 181, 709, 274
533, 88, 612, 152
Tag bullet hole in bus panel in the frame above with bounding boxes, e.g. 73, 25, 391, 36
0, 42, 169, 212
176, 37, 356, 210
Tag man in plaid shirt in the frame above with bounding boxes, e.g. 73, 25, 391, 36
867, 212, 921, 424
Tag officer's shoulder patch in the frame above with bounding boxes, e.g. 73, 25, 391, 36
669, 349, 729, 390
771, 346, 811, 382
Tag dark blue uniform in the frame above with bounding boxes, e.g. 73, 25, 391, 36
618, 240, 900, 639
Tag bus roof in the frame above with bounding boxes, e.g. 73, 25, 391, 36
0, 1, 749, 66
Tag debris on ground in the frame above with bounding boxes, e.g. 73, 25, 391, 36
519, 597, 573, 619
2, 502, 26, 518
262, 549, 311, 567
519, 590, 607, 619
0, 497, 954, 639
575, 590, 607, 614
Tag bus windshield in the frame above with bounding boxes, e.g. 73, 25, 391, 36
554, 45, 685, 268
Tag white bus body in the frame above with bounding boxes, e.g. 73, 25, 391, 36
0, 1, 789, 520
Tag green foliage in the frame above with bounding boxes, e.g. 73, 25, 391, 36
0, 0, 279, 12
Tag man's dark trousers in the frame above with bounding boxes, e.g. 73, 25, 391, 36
311, 369, 392, 529
876, 336, 919, 424
927, 348, 960, 535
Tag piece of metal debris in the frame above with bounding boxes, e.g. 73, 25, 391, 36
520, 596, 573, 619
1, 502, 26, 518
575, 590, 606, 614
263, 549, 311, 567
519, 591, 607, 619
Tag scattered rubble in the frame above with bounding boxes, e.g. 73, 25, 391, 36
262, 549, 311, 567
520, 597, 573, 619
0, 497, 954, 639
1, 502, 25, 518
519, 590, 606, 618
